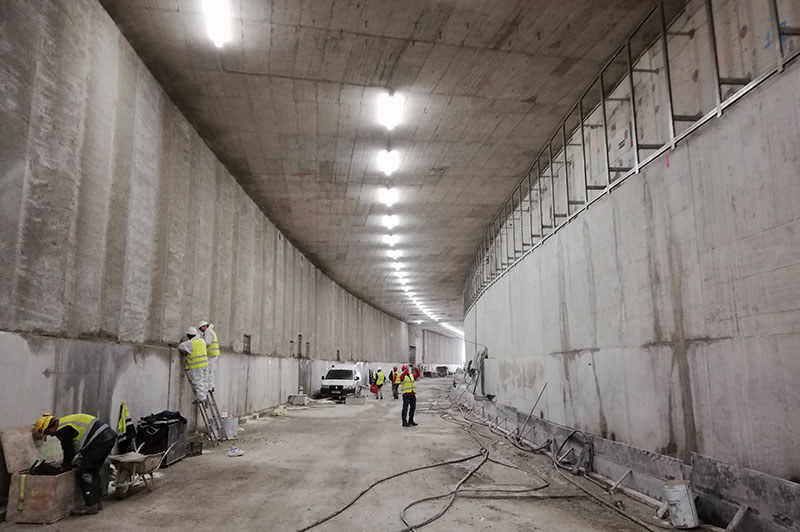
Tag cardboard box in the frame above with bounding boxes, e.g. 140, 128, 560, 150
1, 428, 81, 524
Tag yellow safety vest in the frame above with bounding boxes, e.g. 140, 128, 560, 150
375, 372, 385, 385
185, 338, 208, 370
393, 371, 401, 384
401, 374, 416, 395
58, 414, 100, 452
207, 329, 220, 358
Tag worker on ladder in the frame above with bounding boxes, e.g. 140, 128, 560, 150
178, 327, 208, 402
33, 413, 116, 515
198, 320, 219, 393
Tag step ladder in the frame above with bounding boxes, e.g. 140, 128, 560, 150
196, 392, 226, 445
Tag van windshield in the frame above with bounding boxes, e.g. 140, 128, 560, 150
326, 369, 354, 380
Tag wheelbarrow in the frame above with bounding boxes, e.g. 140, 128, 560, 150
108, 442, 177, 499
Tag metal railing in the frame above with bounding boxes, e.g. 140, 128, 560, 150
464, 0, 800, 312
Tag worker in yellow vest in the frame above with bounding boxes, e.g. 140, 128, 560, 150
178, 326, 208, 402
373, 368, 385, 400
390, 366, 401, 399
33, 413, 116, 515
400, 365, 420, 427
198, 320, 220, 393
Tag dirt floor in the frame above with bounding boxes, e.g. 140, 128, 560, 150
2, 381, 672, 531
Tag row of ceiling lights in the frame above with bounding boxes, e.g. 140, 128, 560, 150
202, 1, 462, 337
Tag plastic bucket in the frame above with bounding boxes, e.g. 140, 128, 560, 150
663, 480, 699, 529
221, 416, 238, 440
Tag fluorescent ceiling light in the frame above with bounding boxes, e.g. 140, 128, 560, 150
377, 187, 399, 207
413, 320, 423, 324
399, 278, 409, 285
391, 262, 402, 271
387, 249, 401, 259
393, 271, 407, 279
382, 234, 399, 247
441, 323, 465, 336
381, 215, 398, 230
377, 150, 400, 176
401, 286, 411, 292
202, 0, 232, 48
377, 92, 404, 131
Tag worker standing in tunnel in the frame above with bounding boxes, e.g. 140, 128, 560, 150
33, 413, 116, 515
400, 365, 420, 427
178, 326, 208, 402
390, 366, 400, 399
198, 320, 220, 392
373, 368, 385, 399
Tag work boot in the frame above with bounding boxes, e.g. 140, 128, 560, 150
409, 421, 418, 427
71, 504, 100, 516
402, 422, 409, 427
97, 500, 103, 511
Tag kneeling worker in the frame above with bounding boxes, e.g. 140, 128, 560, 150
33, 413, 116, 515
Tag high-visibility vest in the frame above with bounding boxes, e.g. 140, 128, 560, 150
185, 338, 208, 370
375, 372, 385, 385
207, 329, 220, 358
401, 374, 416, 395
393, 371, 401, 384
59, 414, 109, 452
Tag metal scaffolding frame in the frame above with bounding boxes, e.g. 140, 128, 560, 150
464, 0, 800, 311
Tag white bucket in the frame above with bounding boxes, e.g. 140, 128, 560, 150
221, 416, 238, 440
663, 480, 700, 529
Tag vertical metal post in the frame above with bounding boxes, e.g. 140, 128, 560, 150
527, 171, 535, 240
562, 123, 571, 214
518, 184, 525, 250
770, 0, 785, 72
509, 198, 517, 260
705, 0, 722, 117
579, 100, 589, 200
659, 0, 676, 148
599, 73, 612, 186
536, 160, 545, 235
626, 40, 641, 173
548, 143, 557, 228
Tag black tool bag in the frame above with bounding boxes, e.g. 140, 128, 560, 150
136, 411, 187, 466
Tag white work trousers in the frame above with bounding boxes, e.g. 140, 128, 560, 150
185, 367, 208, 401
206, 356, 219, 392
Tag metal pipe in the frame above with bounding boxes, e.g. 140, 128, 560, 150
562, 123, 571, 214
579, 100, 589, 200
705, 0, 722, 117
626, 40, 641, 174
548, 143, 557, 228
770, 0, 785, 72
599, 74, 611, 187
659, 0, 677, 148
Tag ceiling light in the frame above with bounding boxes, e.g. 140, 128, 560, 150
202, 0, 232, 48
381, 215, 398, 230
377, 150, 400, 176
377, 187, 399, 207
399, 278, 409, 285
413, 320, 423, 324
393, 271, 407, 278
391, 262, 402, 270
401, 286, 411, 292
377, 92, 404, 131
387, 249, 401, 259
382, 234, 399, 246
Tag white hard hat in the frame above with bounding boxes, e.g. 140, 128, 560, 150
186, 326, 198, 338
198, 320, 209, 328
378, 368, 382, 372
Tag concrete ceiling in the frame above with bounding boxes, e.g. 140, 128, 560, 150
99, 0, 663, 328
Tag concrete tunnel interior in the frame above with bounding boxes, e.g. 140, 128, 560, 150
1, 0, 799, 530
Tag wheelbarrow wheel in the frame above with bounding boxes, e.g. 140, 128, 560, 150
115, 470, 131, 499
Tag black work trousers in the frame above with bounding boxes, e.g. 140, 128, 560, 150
401, 393, 416, 424
76, 437, 116, 506
391, 383, 399, 399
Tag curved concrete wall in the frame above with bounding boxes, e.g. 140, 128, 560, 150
465, 57, 800, 482
0, 0, 407, 362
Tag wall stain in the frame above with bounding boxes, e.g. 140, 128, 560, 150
582, 220, 598, 345
642, 181, 664, 342
590, 351, 609, 438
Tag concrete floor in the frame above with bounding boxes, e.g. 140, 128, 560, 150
3, 381, 658, 531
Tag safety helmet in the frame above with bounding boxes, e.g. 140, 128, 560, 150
402, 365, 407, 370
198, 320, 209, 329
33, 414, 55, 437
377, 368, 382, 372
186, 326, 198, 338
393, 366, 398, 370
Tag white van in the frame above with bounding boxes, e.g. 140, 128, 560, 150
320, 364, 363, 398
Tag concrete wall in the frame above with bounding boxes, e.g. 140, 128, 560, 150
421, 330, 465, 365
0, 0, 410, 363
465, 53, 800, 483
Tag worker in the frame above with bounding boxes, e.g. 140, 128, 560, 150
178, 326, 208, 402
374, 368, 385, 400
33, 413, 116, 515
198, 320, 220, 393
400, 365, 420, 427
388, 366, 400, 399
